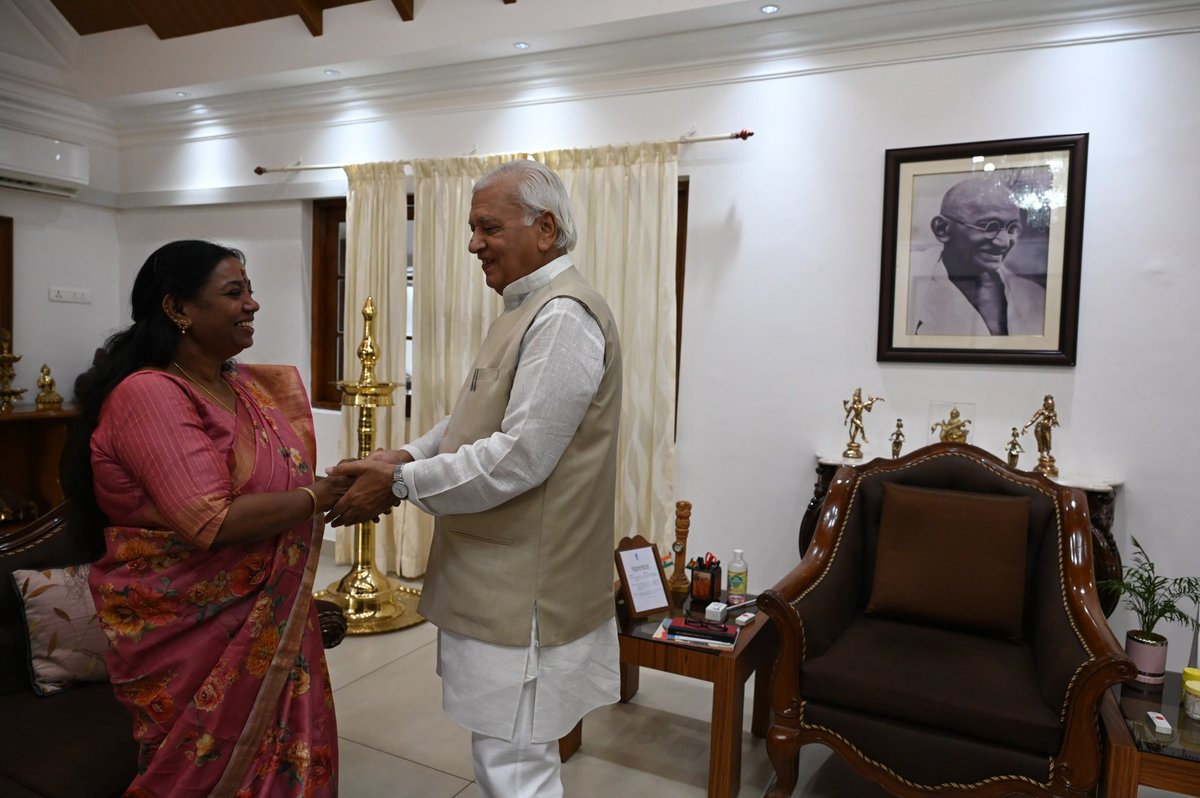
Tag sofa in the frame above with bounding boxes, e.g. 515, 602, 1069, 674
0, 503, 137, 798
1, 500, 348, 797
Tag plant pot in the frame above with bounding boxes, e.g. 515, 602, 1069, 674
1126, 630, 1169, 685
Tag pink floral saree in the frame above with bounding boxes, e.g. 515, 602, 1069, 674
89, 364, 337, 798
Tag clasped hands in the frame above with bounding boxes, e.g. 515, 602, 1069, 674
322, 448, 414, 527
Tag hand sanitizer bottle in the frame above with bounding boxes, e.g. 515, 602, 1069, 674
727, 549, 748, 605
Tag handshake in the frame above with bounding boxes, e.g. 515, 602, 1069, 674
319, 448, 414, 527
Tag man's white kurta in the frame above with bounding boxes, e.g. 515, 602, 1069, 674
399, 255, 620, 743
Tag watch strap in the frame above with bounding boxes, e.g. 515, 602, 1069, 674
392, 462, 409, 500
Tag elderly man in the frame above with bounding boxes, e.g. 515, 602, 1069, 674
327, 160, 622, 797
907, 175, 1045, 336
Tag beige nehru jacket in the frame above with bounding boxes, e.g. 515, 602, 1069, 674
416, 266, 622, 647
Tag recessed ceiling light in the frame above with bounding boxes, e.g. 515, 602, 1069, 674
323, 69, 341, 77
175, 91, 191, 98
761, 4, 781, 13
513, 41, 531, 50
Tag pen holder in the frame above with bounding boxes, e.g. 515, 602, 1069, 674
690, 564, 721, 608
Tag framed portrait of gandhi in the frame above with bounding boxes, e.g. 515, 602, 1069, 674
876, 134, 1086, 366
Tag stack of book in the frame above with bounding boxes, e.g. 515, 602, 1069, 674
654, 616, 739, 649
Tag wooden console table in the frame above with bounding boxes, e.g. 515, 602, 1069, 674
0, 404, 77, 524
798, 452, 1124, 615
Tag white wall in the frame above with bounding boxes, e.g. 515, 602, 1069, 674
0, 191, 120, 387
114, 202, 314, 384
7, 22, 1200, 668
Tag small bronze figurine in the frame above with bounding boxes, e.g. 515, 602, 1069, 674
1022, 394, 1060, 476
1004, 427, 1024, 468
931, 406, 971, 443
35, 364, 63, 410
889, 419, 906, 458
842, 387, 883, 459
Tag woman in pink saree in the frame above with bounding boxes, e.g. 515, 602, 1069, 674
64, 240, 347, 797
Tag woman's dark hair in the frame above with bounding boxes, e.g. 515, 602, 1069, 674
62, 240, 245, 556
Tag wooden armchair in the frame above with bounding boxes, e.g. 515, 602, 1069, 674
759, 443, 1133, 797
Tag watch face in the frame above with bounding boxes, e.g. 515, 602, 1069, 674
672, 541, 684, 554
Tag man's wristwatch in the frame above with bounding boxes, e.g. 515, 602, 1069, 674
391, 463, 409, 501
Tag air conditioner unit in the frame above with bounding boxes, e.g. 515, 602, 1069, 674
0, 127, 89, 198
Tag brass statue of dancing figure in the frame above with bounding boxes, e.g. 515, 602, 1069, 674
1022, 394, 1060, 476
842, 387, 883, 459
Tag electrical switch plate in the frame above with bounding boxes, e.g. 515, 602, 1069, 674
49, 286, 90, 303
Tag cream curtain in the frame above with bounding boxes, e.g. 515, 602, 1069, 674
405, 143, 679, 555
334, 161, 414, 572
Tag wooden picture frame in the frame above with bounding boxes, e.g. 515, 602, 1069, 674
877, 134, 1087, 366
614, 535, 671, 619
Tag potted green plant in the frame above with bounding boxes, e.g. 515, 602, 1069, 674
1100, 537, 1200, 685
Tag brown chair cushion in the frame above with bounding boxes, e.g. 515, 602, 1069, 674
803, 616, 1061, 755
866, 482, 1030, 639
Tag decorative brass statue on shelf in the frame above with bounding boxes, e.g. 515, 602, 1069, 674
35, 364, 62, 410
1005, 427, 1025, 468
0, 329, 27, 413
889, 419, 906, 458
842, 387, 883, 459
1022, 394, 1060, 476
931, 406, 972, 443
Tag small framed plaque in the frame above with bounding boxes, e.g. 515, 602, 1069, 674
615, 535, 671, 619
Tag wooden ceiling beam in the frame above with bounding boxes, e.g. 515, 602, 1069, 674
290, 0, 325, 36
390, 0, 414, 22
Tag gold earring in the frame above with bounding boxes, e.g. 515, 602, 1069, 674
175, 317, 191, 334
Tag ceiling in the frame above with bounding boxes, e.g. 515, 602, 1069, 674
45, 0, 516, 39
1, 0, 1194, 119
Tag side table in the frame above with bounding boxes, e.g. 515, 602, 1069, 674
1101, 671, 1200, 797
564, 603, 775, 798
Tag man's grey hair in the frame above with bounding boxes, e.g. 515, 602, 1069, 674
474, 160, 577, 253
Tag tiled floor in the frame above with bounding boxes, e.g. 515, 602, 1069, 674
316, 551, 1185, 798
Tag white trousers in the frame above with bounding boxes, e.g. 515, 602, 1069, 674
470, 678, 563, 798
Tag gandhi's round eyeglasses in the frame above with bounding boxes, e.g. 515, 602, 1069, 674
942, 214, 1022, 239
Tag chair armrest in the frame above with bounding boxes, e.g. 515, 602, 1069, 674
1030, 488, 1132, 700
1034, 486, 1134, 791
1057, 488, 1130, 670
760, 468, 865, 720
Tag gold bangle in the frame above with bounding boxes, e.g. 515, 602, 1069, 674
297, 486, 320, 518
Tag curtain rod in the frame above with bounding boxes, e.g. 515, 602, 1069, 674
252, 129, 754, 175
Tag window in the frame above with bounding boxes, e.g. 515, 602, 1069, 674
310, 199, 345, 409
310, 181, 689, 413
310, 196, 414, 412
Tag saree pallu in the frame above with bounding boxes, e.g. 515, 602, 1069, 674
89, 364, 337, 798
